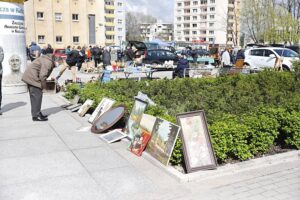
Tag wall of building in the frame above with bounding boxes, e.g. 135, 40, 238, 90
114, 0, 126, 46
24, 0, 105, 48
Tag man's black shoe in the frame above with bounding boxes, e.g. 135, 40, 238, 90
32, 116, 48, 121
38, 112, 48, 118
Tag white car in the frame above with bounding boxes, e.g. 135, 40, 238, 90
244, 47, 299, 70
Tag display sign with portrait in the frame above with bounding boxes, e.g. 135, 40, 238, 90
0, 1, 27, 93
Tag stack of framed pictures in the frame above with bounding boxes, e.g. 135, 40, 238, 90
176, 111, 217, 173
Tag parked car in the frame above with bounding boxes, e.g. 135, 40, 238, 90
143, 49, 179, 65
126, 41, 147, 58
53, 48, 67, 60
244, 47, 299, 70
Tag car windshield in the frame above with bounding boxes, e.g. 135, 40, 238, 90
274, 49, 298, 58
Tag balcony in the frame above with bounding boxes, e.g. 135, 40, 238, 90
105, 13, 115, 18
105, 22, 115, 27
106, 31, 115, 36
105, 5, 115, 10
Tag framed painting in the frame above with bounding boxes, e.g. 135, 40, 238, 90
129, 130, 152, 156
176, 111, 217, 173
145, 118, 180, 166
77, 99, 94, 117
124, 99, 148, 140
100, 129, 127, 144
88, 97, 115, 123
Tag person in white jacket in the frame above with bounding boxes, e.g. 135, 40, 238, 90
221, 48, 231, 68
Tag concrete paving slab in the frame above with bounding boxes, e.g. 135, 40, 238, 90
0, 123, 56, 140
0, 173, 108, 200
0, 135, 68, 159
59, 132, 106, 150
91, 166, 156, 199
0, 151, 85, 186
73, 147, 130, 172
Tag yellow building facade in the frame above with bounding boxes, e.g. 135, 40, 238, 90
24, 0, 106, 48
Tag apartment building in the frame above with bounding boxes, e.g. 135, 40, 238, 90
174, 0, 242, 46
140, 22, 174, 41
24, 0, 106, 48
114, 0, 125, 46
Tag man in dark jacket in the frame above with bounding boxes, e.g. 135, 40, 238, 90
124, 46, 135, 67
102, 47, 111, 69
0, 46, 3, 115
56, 48, 79, 81
93, 45, 102, 68
173, 54, 189, 78
22, 49, 62, 121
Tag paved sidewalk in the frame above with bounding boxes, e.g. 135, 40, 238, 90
0, 92, 299, 200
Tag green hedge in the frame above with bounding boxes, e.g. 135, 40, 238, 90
65, 70, 300, 165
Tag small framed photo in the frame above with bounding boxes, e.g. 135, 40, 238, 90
176, 111, 217, 173
100, 130, 127, 144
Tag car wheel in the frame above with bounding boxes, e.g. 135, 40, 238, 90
282, 65, 290, 71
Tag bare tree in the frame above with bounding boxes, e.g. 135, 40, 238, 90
126, 12, 157, 41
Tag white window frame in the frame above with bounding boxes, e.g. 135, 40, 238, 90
73, 36, 79, 43
38, 35, 45, 44
56, 36, 62, 43
37, 12, 44, 20
55, 13, 63, 21
72, 14, 79, 22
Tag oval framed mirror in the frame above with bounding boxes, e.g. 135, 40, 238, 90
91, 105, 126, 134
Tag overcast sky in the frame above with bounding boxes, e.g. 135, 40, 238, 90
125, 0, 174, 23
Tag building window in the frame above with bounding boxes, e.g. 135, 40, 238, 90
38, 35, 45, 44
55, 13, 62, 21
209, 23, 214, 27
210, 7, 215, 12
210, 0, 215, 3
73, 36, 79, 43
210, 15, 215, 19
192, 31, 197, 35
72, 14, 79, 21
209, 30, 214, 34
37, 12, 44, 20
118, 2, 122, 6
209, 38, 214, 42
56, 36, 62, 43
118, 28, 122, 31
193, 9, 197, 13
118, 19, 122, 24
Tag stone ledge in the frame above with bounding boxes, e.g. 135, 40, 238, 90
143, 150, 300, 183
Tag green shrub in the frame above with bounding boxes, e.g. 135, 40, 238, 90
242, 114, 280, 155
210, 115, 252, 162
281, 111, 300, 149
65, 71, 300, 165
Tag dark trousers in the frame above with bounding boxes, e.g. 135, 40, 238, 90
0, 74, 2, 109
94, 58, 101, 68
28, 85, 43, 118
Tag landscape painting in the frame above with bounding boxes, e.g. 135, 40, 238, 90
146, 118, 180, 165
124, 99, 148, 139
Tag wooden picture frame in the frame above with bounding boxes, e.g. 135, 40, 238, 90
176, 111, 217, 173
